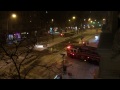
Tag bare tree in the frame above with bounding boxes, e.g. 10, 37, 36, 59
0, 35, 38, 79
0, 35, 63, 79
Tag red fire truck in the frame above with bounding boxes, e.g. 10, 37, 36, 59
66, 44, 100, 63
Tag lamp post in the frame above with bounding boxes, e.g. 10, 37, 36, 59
52, 19, 54, 22
7, 13, 17, 34
72, 16, 77, 33
72, 16, 76, 26
51, 19, 55, 41
68, 19, 72, 31
72, 16, 76, 20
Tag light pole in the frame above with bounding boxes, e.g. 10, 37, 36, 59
51, 19, 54, 28
51, 19, 54, 41
7, 13, 17, 35
52, 19, 54, 22
72, 16, 76, 20
72, 16, 77, 33
68, 19, 72, 31
72, 16, 76, 26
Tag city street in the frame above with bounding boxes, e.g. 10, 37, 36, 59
0, 11, 118, 79
25, 29, 101, 79
0, 29, 101, 79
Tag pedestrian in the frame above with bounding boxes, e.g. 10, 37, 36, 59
52, 34, 54, 41
101, 23, 106, 32
63, 65, 67, 74
80, 35, 84, 40
50, 47, 53, 52
86, 40, 89, 45
96, 28, 98, 34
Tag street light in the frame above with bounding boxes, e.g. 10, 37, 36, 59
12, 14, 17, 18
103, 18, 106, 21
52, 19, 54, 22
51, 19, 54, 27
7, 13, 17, 34
72, 16, 76, 26
72, 16, 76, 20
88, 18, 91, 21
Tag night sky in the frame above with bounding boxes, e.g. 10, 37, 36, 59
48, 11, 108, 23
0, 11, 108, 28
0, 11, 107, 21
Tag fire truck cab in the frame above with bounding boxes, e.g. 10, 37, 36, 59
66, 44, 100, 63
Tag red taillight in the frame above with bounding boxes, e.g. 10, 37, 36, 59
67, 46, 71, 49
60, 33, 64, 36
70, 53, 74, 56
